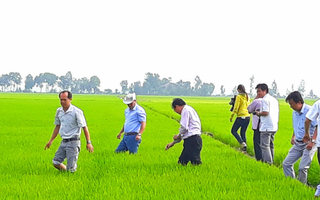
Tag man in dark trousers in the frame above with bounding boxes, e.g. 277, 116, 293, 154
166, 98, 202, 165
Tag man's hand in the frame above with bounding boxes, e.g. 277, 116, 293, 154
44, 141, 52, 150
86, 143, 94, 153
117, 133, 122, 139
290, 136, 295, 145
135, 135, 141, 141
303, 134, 311, 143
165, 142, 175, 150
306, 141, 315, 150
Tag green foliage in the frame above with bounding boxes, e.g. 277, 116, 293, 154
0, 94, 318, 199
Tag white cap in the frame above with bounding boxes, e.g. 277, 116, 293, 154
123, 93, 136, 104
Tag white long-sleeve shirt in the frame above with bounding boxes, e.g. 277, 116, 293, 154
178, 105, 202, 140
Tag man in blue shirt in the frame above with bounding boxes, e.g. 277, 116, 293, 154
115, 93, 147, 154
282, 91, 317, 184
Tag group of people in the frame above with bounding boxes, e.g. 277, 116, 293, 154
230, 83, 320, 197
44, 91, 202, 174
44, 87, 320, 197
230, 83, 279, 165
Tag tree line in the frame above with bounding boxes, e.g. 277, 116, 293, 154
0, 71, 317, 98
0, 71, 215, 96
0, 72, 101, 94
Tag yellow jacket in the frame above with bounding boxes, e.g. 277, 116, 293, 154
231, 93, 250, 118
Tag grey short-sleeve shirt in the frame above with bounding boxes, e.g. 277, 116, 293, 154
54, 104, 87, 139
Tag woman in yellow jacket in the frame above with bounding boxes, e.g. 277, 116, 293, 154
230, 84, 250, 151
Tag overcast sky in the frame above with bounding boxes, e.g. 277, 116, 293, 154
1, 1, 319, 96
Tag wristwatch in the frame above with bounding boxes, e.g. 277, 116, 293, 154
87, 141, 92, 144
138, 133, 142, 136
312, 139, 316, 143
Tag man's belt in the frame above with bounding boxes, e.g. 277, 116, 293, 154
124, 132, 138, 136
63, 137, 80, 142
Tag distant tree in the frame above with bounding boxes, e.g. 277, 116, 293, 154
120, 80, 128, 94
249, 75, 254, 96
72, 77, 91, 93
194, 76, 202, 90
308, 89, 315, 98
71, 78, 80, 93
143, 72, 161, 95
34, 73, 45, 92
81, 77, 90, 93
24, 74, 35, 92
90, 76, 101, 93
43, 72, 58, 92
161, 77, 172, 85
197, 83, 215, 96
298, 79, 306, 96
59, 71, 73, 90
9, 72, 22, 92
269, 80, 279, 97
176, 80, 193, 96
220, 85, 226, 96
0, 74, 10, 92
130, 81, 143, 94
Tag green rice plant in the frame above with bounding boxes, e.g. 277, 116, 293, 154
0, 93, 317, 199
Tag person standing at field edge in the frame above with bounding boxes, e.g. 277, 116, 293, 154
247, 97, 262, 161
303, 99, 320, 197
166, 98, 202, 165
282, 91, 317, 184
115, 93, 146, 154
254, 83, 279, 165
230, 84, 251, 152
45, 91, 94, 173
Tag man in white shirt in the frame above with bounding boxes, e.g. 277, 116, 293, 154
165, 98, 202, 165
254, 84, 279, 164
45, 91, 94, 172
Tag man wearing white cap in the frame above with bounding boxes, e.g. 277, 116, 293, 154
115, 93, 147, 154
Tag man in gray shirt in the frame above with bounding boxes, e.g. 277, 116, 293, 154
45, 91, 94, 172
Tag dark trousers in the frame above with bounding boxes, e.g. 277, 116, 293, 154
253, 129, 262, 161
231, 117, 250, 144
178, 134, 202, 165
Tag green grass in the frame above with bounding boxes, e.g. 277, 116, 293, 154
0, 93, 318, 199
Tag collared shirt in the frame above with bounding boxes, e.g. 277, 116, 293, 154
247, 98, 262, 130
54, 104, 87, 139
124, 103, 146, 133
179, 105, 201, 140
293, 103, 316, 140
306, 100, 320, 147
231, 93, 250, 118
260, 93, 279, 132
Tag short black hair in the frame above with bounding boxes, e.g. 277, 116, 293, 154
285, 91, 304, 104
255, 83, 269, 93
59, 90, 73, 99
172, 98, 186, 109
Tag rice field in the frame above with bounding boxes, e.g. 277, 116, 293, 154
0, 93, 318, 199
